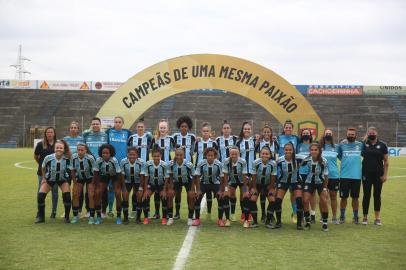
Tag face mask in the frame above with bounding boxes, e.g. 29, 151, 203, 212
368, 135, 377, 141
324, 135, 332, 141
347, 136, 355, 142
302, 135, 311, 141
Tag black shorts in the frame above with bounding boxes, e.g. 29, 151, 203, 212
77, 178, 92, 185
328, 178, 339, 191
303, 182, 324, 195
174, 182, 192, 192
201, 183, 220, 195
229, 181, 244, 189
46, 180, 68, 187
339, 178, 361, 198
125, 182, 141, 193
277, 182, 302, 191
256, 183, 273, 196
147, 184, 164, 193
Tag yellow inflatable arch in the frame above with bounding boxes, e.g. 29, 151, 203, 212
97, 54, 324, 139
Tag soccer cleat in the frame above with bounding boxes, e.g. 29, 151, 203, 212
362, 217, 368, 225
135, 218, 142, 224
101, 213, 107, 219
296, 223, 304, 230
339, 216, 345, 224
304, 222, 311, 230
161, 218, 167, 225
192, 219, 201, 226
266, 223, 274, 229
250, 223, 259, 228
94, 217, 102, 225
273, 222, 282, 229
261, 215, 266, 224
122, 218, 129, 225
167, 218, 174, 226
374, 219, 382, 226
240, 213, 245, 222
152, 213, 160, 220
35, 217, 45, 224
50, 212, 56, 219
174, 214, 180, 220
225, 219, 231, 227
311, 215, 316, 224
332, 218, 340, 225
143, 217, 149, 225
231, 214, 236, 222
322, 223, 329, 232
64, 217, 71, 224
108, 211, 114, 218
116, 217, 122, 225
243, 220, 249, 228
217, 219, 225, 227
248, 214, 253, 222
187, 218, 193, 226
88, 217, 95, 225
291, 213, 297, 224
70, 216, 79, 224
352, 217, 359, 224
129, 211, 136, 219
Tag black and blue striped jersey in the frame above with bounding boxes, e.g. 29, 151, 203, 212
42, 154, 71, 182
276, 156, 301, 184
252, 158, 277, 185
169, 159, 195, 185
236, 137, 256, 173
301, 157, 329, 184
222, 157, 247, 184
151, 136, 175, 162
70, 153, 95, 181
93, 157, 121, 181
173, 132, 196, 163
120, 157, 145, 184
216, 135, 238, 162
195, 159, 223, 185
144, 160, 169, 186
194, 138, 218, 166
127, 133, 152, 162
255, 139, 279, 160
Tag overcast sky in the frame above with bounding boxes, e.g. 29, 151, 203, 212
1, 0, 405, 85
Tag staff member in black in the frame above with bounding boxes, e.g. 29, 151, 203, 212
361, 127, 389, 226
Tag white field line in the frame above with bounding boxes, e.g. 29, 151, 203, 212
14, 160, 36, 170
172, 194, 207, 270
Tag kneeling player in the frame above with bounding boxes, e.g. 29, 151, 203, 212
120, 147, 145, 224
169, 146, 196, 226
70, 143, 96, 224
301, 143, 330, 232
193, 148, 225, 227
251, 146, 277, 228
143, 146, 174, 225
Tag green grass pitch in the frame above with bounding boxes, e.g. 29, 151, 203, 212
0, 148, 405, 269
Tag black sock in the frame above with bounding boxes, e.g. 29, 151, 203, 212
122, 200, 129, 220
96, 205, 101, 218
218, 197, 224, 220
223, 197, 230, 220
89, 208, 95, 218
296, 197, 303, 225
102, 189, 108, 213
37, 192, 47, 218
322, 212, 328, 224
168, 207, 173, 219
250, 200, 258, 224
154, 193, 160, 216
206, 192, 213, 214
195, 196, 202, 219
78, 189, 84, 213
230, 197, 236, 214
143, 198, 150, 218
62, 192, 71, 219
188, 208, 194, 219
305, 211, 310, 223
275, 198, 282, 224
162, 199, 167, 219
260, 194, 266, 218
243, 198, 250, 221
175, 193, 181, 215
72, 206, 79, 217
117, 207, 122, 219
85, 190, 90, 212
266, 201, 275, 223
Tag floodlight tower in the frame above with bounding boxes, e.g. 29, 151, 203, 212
10, 45, 31, 80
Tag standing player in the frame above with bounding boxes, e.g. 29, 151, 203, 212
35, 140, 72, 224
338, 127, 364, 224
120, 147, 145, 224
34, 127, 58, 218
222, 146, 248, 226
106, 116, 132, 219
216, 120, 238, 163
169, 147, 196, 225
277, 120, 300, 223
251, 146, 277, 228
173, 116, 196, 163
320, 129, 340, 224
301, 143, 329, 232
274, 142, 304, 230
142, 146, 173, 225
193, 148, 225, 227
70, 143, 96, 224
255, 124, 279, 223
92, 144, 121, 225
